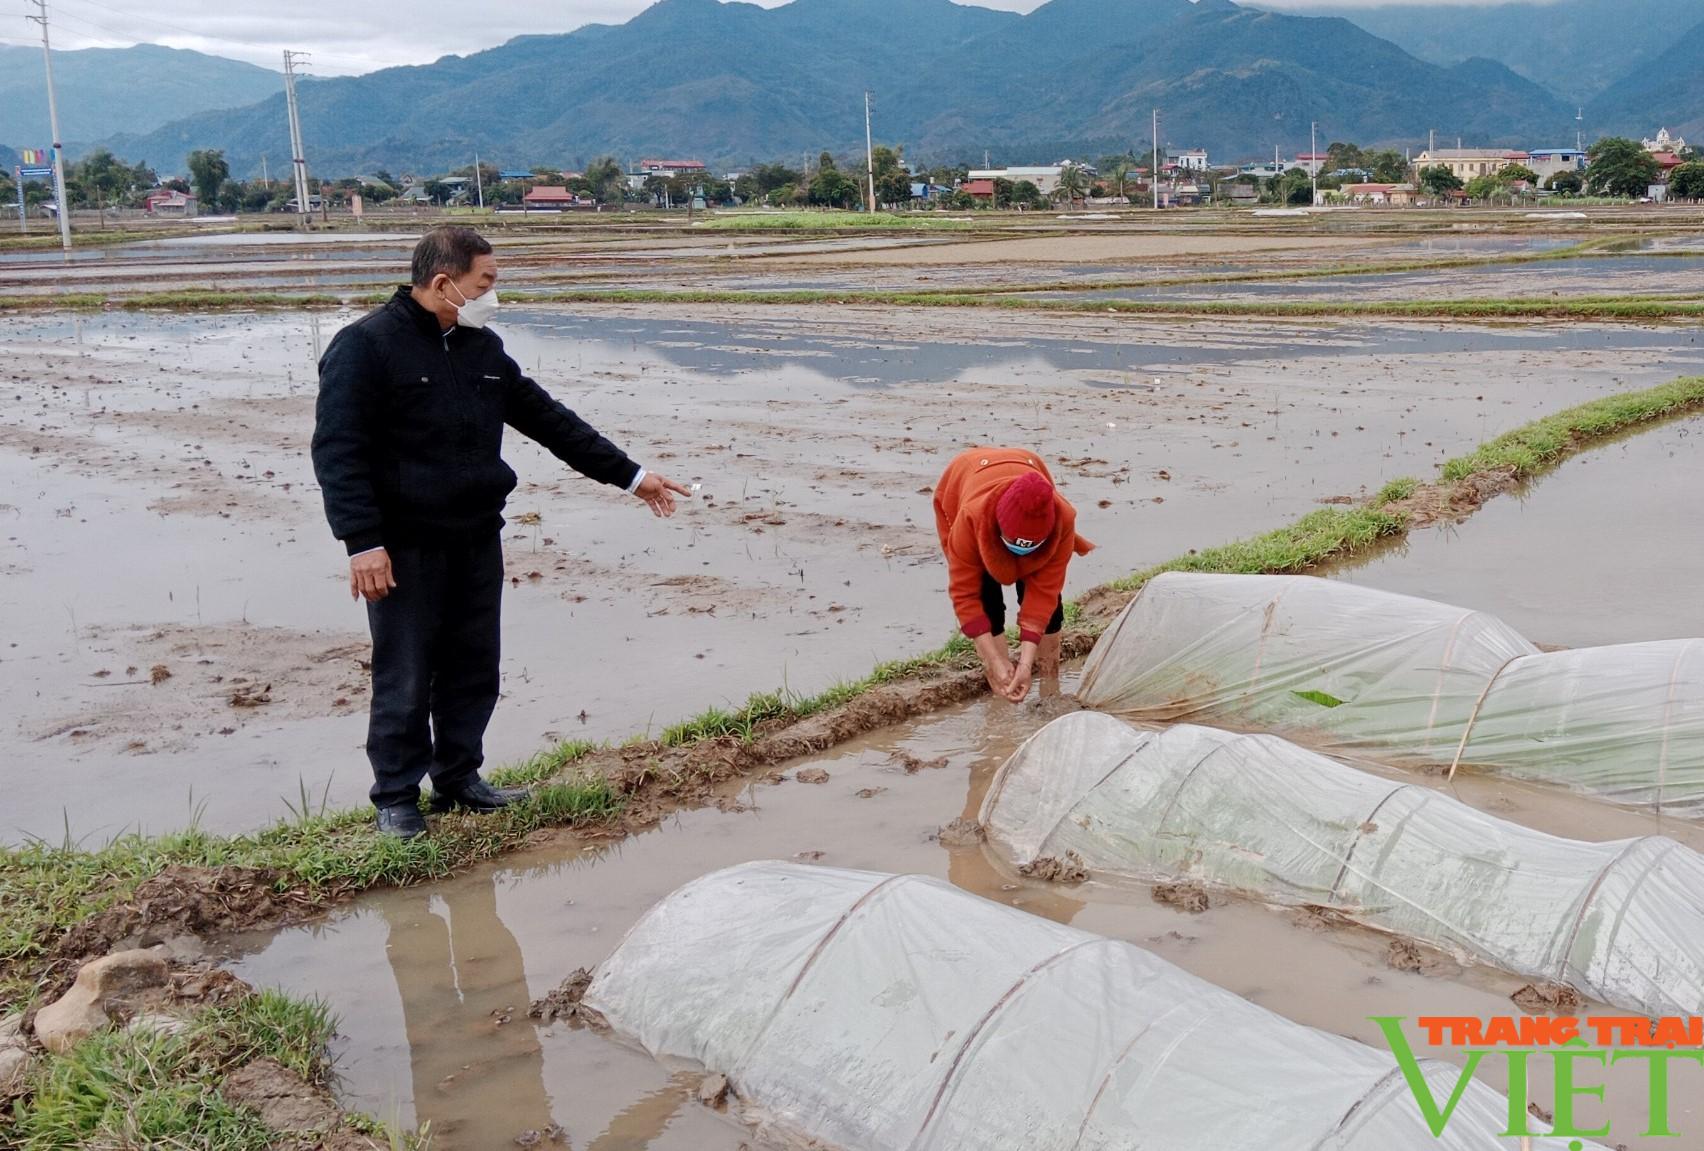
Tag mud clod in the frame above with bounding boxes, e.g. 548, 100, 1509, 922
221, 1056, 340, 1135
1292, 904, 1358, 932
1385, 938, 1425, 973
514, 1125, 568, 1146
1384, 936, 1462, 977
699, 1073, 730, 1109
228, 682, 273, 708
890, 750, 949, 773
528, 968, 593, 1024
1019, 851, 1089, 885
854, 787, 886, 799
934, 817, 986, 848
794, 767, 830, 785
1152, 881, 1212, 914
1511, 981, 1583, 1014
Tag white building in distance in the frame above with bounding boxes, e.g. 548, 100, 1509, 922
967, 162, 1096, 196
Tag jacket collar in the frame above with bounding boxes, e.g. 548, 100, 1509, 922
389, 285, 455, 339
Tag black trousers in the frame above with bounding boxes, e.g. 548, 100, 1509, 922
365, 533, 503, 809
979, 572, 1065, 637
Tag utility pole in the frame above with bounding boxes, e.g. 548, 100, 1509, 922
1429, 128, 1436, 155
863, 91, 877, 213
283, 50, 312, 227
474, 151, 484, 209
261, 154, 269, 187
1310, 120, 1318, 205
1576, 107, 1583, 153
26, 1, 72, 251
1152, 108, 1160, 210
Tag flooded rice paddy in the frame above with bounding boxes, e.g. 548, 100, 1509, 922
5, 306, 1701, 841
1332, 413, 1704, 645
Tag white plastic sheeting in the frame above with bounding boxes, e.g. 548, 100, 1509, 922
1078, 572, 1704, 814
982, 713, 1704, 1019
584, 860, 1598, 1151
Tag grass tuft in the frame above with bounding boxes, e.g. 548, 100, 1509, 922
11, 989, 336, 1150
1374, 476, 1420, 505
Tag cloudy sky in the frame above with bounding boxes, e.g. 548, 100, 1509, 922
2, 0, 1512, 76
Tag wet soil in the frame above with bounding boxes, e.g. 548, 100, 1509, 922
5, 305, 1701, 841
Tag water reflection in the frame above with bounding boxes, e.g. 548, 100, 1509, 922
380, 877, 552, 1143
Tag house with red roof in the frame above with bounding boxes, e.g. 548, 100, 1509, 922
522, 185, 578, 211
144, 189, 197, 217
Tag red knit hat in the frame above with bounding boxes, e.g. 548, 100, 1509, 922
995, 472, 1056, 547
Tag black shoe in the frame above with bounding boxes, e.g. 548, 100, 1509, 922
375, 803, 428, 840
428, 776, 527, 814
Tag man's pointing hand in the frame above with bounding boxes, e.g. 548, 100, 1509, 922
635, 473, 692, 518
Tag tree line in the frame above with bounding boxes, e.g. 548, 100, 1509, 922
8, 136, 1701, 220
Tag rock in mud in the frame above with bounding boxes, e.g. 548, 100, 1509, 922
1511, 981, 1583, 1014
794, 767, 831, 784
935, 817, 986, 848
0, 1046, 29, 1095
528, 967, 593, 1024
698, 1072, 730, 1108
221, 1056, 340, 1135
1018, 851, 1089, 885
1152, 881, 1212, 914
33, 947, 170, 1053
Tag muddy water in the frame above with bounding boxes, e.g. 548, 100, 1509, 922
7, 306, 1704, 841
1332, 414, 1704, 645
226, 685, 1701, 1149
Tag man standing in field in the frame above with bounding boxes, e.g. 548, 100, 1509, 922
312, 225, 689, 840
933, 448, 1093, 702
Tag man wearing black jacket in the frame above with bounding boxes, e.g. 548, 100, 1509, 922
312, 226, 688, 839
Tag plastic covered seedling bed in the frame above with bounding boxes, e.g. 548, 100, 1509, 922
584, 860, 1599, 1151
1078, 571, 1704, 814
981, 713, 1704, 1020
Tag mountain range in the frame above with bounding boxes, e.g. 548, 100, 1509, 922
1277, 0, 1701, 105
6, 0, 1698, 178
0, 44, 280, 154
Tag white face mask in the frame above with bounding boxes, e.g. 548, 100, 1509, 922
446, 279, 500, 329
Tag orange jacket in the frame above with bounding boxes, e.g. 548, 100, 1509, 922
933, 448, 1093, 643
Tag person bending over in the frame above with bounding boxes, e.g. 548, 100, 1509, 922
933, 448, 1093, 702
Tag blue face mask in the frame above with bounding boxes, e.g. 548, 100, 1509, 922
1003, 536, 1044, 556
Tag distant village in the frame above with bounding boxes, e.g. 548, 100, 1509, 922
323, 128, 1699, 217
20, 129, 1700, 223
